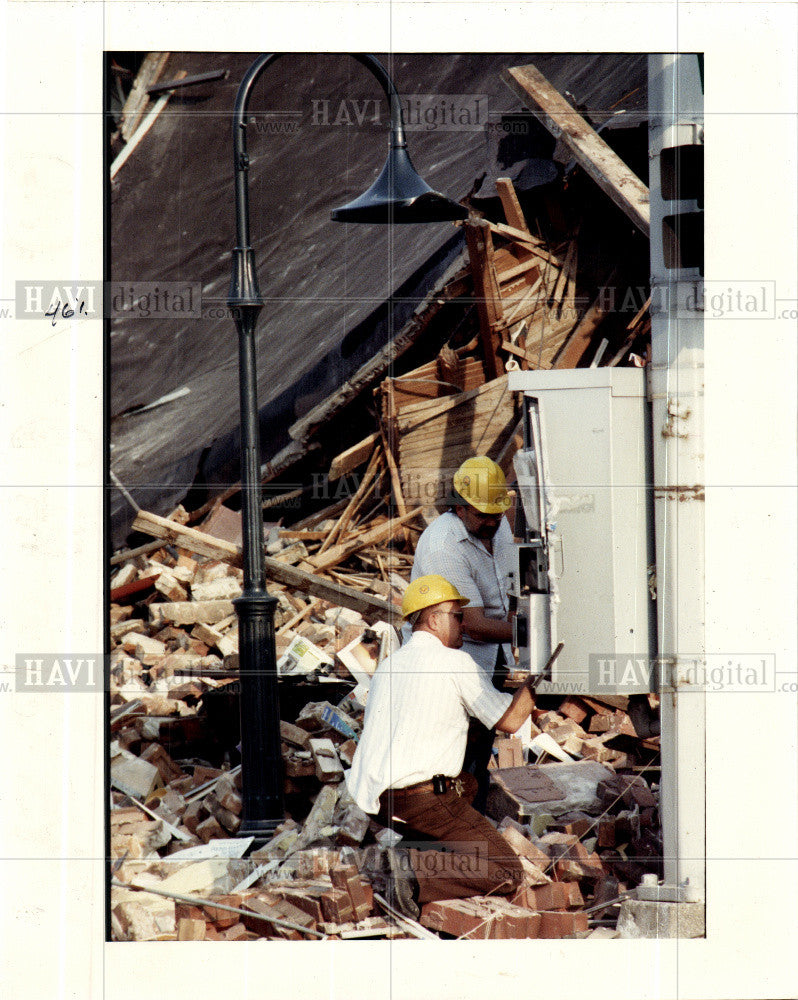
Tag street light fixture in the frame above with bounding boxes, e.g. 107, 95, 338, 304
228, 53, 468, 838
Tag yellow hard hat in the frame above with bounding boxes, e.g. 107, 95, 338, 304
452, 456, 512, 514
401, 574, 470, 619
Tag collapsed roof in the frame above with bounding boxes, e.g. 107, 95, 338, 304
109, 52, 648, 548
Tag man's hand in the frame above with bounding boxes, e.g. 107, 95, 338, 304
495, 676, 536, 734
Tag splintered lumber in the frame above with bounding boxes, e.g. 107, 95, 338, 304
464, 219, 506, 380
319, 450, 382, 554
133, 510, 240, 563
379, 383, 413, 547
503, 62, 650, 238
328, 433, 378, 482
118, 52, 170, 141
130, 508, 394, 621
484, 222, 556, 262
554, 273, 617, 369
396, 376, 517, 512
496, 177, 531, 233
307, 508, 421, 573
110, 539, 165, 566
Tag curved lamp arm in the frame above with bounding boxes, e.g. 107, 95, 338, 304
231, 54, 409, 250
229, 52, 467, 308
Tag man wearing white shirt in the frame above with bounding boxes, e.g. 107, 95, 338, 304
346, 574, 538, 919
409, 456, 516, 811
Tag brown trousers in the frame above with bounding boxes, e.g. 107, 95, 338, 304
377, 773, 525, 905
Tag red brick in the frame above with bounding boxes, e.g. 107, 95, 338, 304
177, 917, 206, 940
539, 910, 589, 938
421, 898, 542, 939
203, 894, 243, 929
320, 889, 354, 924
562, 841, 606, 879
271, 899, 317, 934
497, 737, 524, 769
330, 864, 360, 890
493, 903, 541, 939
175, 903, 206, 922
220, 922, 248, 941
523, 881, 584, 911
343, 876, 372, 921
240, 896, 279, 935
420, 900, 494, 939
554, 860, 583, 882
597, 818, 616, 848
181, 799, 206, 835
272, 889, 324, 924
558, 696, 589, 724
192, 766, 224, 787
195, 814, 225, 843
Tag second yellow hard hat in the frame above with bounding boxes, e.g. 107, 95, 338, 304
452, 456, 512, 514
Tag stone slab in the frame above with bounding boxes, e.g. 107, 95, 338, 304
617, 900, 705, 939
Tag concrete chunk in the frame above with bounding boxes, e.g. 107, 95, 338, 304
617, 899, 705, 939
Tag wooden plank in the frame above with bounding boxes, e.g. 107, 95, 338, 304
277, 530, 327, 541
308, 508, 422, 573
276, 598, 320, 637
484, 221, 556, 261
503, 63, 650, 237
318, 449, 382, 553
554, 272, 617, 369
463, 220, 505, 381
395, 374, 509, 427
119, 52, 170, 141
328, 433, 378, 482
495, 177, 531, 233
289, 497, 349, 531
111, 71, 187, 179
110, 539, 165, 566
379, 382, 413, 548
264, 560, 395, 622
550, 239, 577, 313
132, 509, 241, 563
495, 255, 540, 286
130, 508, 394, 622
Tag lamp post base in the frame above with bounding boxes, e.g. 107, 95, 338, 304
237, 817, 285, 840
235, 590, 286, 832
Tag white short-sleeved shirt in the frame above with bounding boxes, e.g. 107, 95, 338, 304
345, 630, 512, 814
409, 510, 515, 674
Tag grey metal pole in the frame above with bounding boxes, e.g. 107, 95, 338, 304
645, 52, 706, 904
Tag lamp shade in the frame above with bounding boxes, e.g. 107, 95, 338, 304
331, 144, 468, 224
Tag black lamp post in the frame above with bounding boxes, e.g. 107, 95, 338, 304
228, 53, 468, 838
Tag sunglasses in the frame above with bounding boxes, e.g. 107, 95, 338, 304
434, 609, 464, 622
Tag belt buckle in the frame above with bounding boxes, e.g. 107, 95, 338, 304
453, 777, 465, 797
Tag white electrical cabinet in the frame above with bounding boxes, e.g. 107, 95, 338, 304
508, 368, 656, 695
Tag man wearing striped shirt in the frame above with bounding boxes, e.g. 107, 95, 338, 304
346, 574, 537, 920
409, 456, 516, 811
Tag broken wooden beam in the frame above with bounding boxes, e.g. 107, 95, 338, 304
328, 433, 378, 482
130, 508, 395, 622
307, 508, 421, 574
503, 62, 650, 237
495, 177, 531, 234
554, 271, 617, 369
464, 219, 506, 381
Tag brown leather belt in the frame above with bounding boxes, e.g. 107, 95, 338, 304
388, 774, 467, 798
